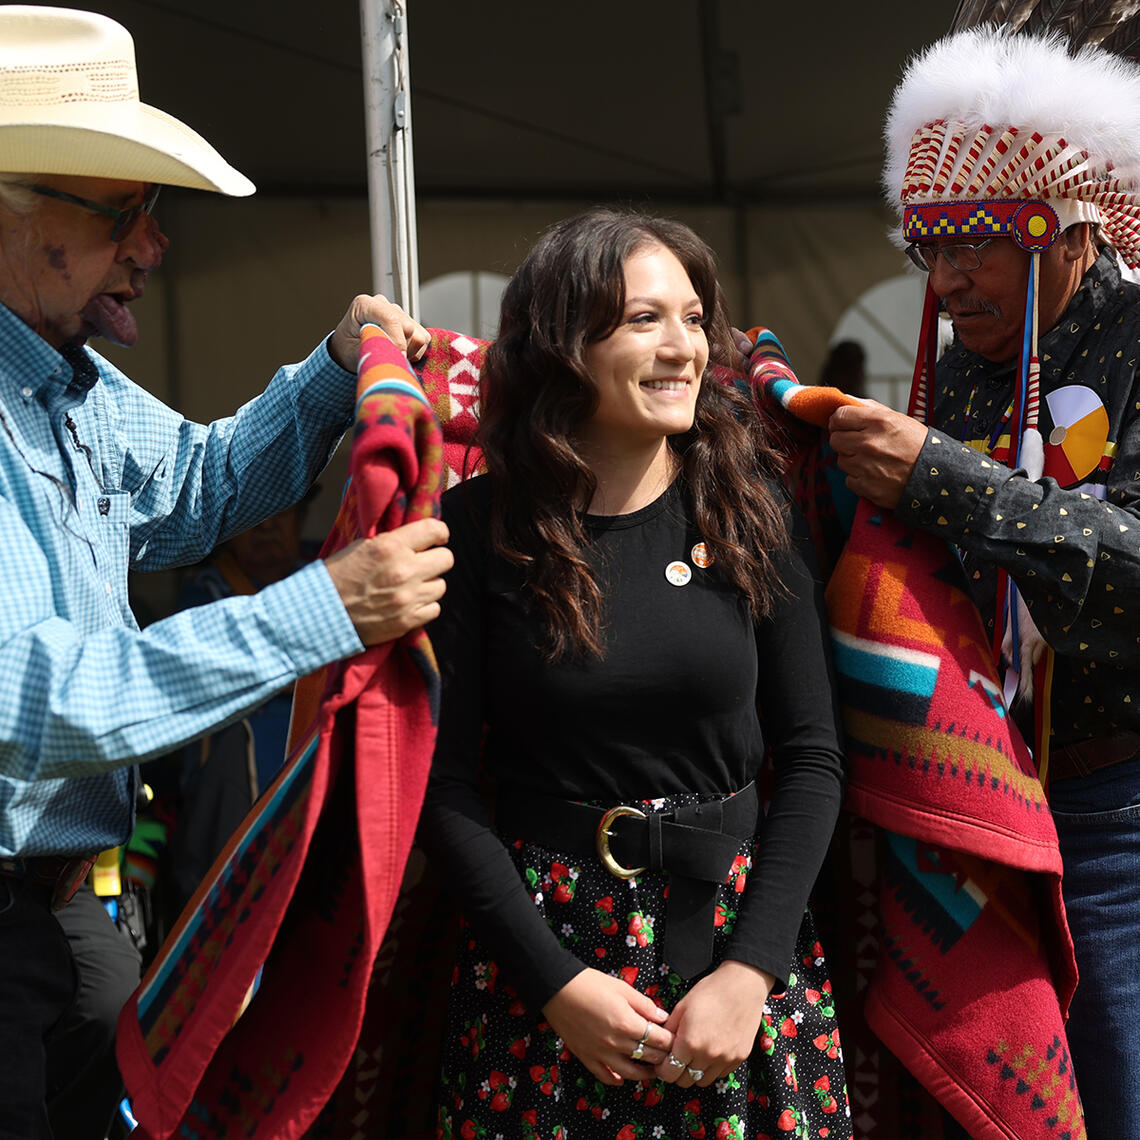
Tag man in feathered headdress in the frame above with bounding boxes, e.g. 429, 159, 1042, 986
827, 26, 1140, 1135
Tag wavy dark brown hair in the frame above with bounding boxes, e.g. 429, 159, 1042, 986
477, 208, 789, 661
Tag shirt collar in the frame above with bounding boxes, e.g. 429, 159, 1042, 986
0, 301, 100, 402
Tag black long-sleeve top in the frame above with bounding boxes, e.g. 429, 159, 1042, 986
419, 474, 846, 1012
419, 476, 848, 1012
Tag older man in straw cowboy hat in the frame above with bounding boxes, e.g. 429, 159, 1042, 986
818, 26, 1140, 1137
0, 7, 450, 1139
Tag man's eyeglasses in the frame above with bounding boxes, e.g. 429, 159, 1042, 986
26, 183, 161, 242
905, 237, 997, 273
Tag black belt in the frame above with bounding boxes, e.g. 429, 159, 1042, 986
0, 854, 96, 910
496, 782, 759, 980
1049, 732, 1140, 782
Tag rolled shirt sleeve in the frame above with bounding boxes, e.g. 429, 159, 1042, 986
0, 546, 361, 782
0, 309, 365, 853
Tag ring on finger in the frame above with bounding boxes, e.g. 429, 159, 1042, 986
665, 1053, 687, 1071
630, 1019, 653, 1061
686, 1066, 705, 1081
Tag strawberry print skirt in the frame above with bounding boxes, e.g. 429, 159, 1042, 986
435, 791, 852, 1140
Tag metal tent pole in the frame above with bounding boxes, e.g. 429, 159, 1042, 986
359, 0, 420, 316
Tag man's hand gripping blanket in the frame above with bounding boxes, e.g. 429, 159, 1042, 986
749, 328, 1085, 1140
115, 325, 445, 1140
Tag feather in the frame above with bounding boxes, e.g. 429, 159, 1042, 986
951, 0, 1140, 58
951, 0, 1022, 32
1098, 10, 1140, 54
1010, 0, 1062, 33
1055, 0, 1123, 47
883, 27, 1140, 211
1022, 0, 1080, 36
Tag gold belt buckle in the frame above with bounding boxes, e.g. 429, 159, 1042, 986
596, 804, 647, 879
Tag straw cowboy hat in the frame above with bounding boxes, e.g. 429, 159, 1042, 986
0, 5, 253, 195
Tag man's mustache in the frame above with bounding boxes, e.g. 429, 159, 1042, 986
948, 299, 1002, 318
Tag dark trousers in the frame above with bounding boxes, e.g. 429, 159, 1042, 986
1049, 757, 1140, 1140
0, 878, 141, 1140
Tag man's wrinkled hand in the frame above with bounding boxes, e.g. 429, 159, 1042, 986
329, 294, 430, 372
828, 400, 929, 509
726, 326, 754, 373
324, 517, 452, 645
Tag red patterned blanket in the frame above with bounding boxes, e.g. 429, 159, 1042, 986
751, 328, 1084, 1140
413, 327, 1087, 1139
116, 325, 1085, 1140
321, 327, 1086, 1139
115, 326, 445, 1140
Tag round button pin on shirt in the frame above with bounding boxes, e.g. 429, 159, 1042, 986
665, 560, 692, 586
691, 542, 713, 568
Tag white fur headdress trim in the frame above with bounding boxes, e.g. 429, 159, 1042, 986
885, 27, 1140, 266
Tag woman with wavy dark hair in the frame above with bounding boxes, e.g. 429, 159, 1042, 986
422, 209, 851, 1140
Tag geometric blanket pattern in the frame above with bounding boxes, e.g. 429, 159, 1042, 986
749, 330, 1085, 1140
413, 329, 486, 487
115, 321, 1087, 1140
321, 326, 1088, 1140
115, 325, 445, 1140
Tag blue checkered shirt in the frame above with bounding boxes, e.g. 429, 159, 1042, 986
0, 303, 363, 855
